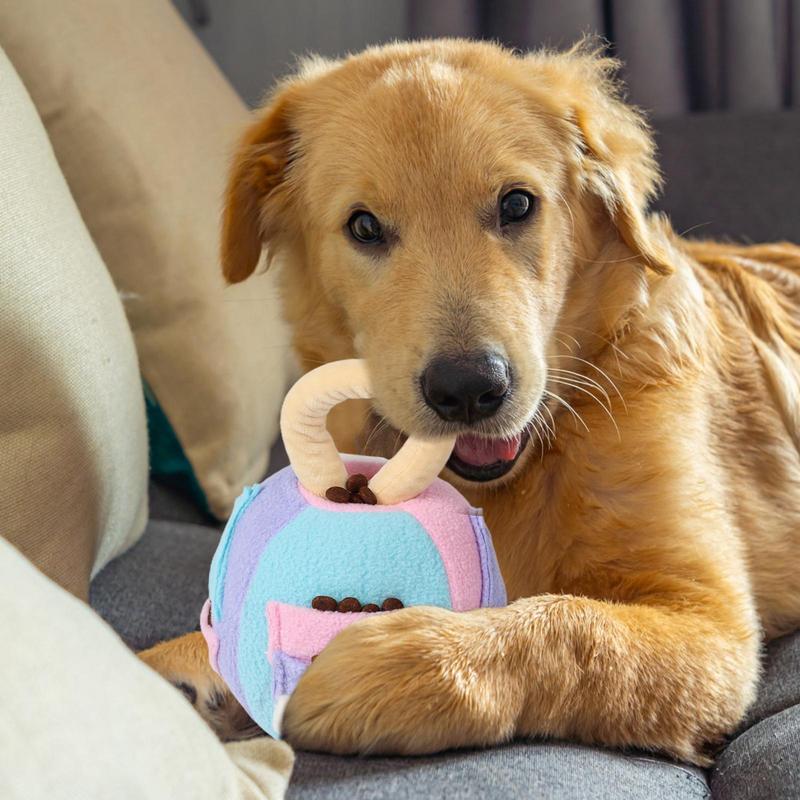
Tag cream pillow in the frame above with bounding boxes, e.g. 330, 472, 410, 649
0, 0, 288, 518
0, 47, 148, 598
0, 538, 293, 800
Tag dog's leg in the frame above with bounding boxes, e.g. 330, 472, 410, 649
138, 632, 261, 741
280, 585, 760, 764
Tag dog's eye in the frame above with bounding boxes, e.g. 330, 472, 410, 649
499, 190, 535, 226
347, 211, 383, 244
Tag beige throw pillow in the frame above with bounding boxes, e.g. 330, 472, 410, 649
0, 47, 148, 598
0, 537, 293, 800
0, 0, 288, 518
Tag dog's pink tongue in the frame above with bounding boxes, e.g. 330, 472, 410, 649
454, 433, 522, 466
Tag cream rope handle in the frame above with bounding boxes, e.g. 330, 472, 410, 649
280, 359, 456, 505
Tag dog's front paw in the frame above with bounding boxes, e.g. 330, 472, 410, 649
281, 606, 523, 755
139, 632, 261, 742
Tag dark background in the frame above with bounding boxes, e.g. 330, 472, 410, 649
173, 0, 798, 114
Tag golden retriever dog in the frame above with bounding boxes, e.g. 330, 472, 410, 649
141, 39, 800, 765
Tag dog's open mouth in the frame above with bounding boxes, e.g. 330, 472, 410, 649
446, 430, 530, 482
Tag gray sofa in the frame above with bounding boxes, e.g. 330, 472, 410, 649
91, 111, 800, 799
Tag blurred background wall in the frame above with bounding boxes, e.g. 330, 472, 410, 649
173, 0, 798, 115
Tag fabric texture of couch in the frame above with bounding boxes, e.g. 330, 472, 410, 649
0, 0, 288, 519
0, 46, 148, 599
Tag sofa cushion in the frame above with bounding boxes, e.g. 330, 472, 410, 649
91, 519, 221, 651
0, 0, 288, 519
0, 537, 293, 800
290, 744, 709, 800
711, 705, 800, 800
708, 631, 800, 799
0, 47, 148, 599
745, 632, 800, 729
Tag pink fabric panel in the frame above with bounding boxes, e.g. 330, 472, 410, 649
298, 458, 482, 611
200, 598, 220, 674
400, 503, 480, 611
267, 601, 378, 661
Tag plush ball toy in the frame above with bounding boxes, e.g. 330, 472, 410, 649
200, 359, 506, 738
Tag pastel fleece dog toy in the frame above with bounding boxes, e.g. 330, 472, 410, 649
200, 359, 506, 737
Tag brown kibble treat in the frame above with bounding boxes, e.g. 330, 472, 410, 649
381, 597, 404, 611
345, 473, 368, 492
357, 485, 377, 505
312, 595, 338, 612
337, 597, 362, 613
350, 493, 365, 503
362, 603, 380, 613
325, 486, 351, 503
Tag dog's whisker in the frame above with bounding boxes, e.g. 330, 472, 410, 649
547, 368, 613, 407
553, 329, 582, 352
555, 324, 632, 374
554, 189, 577, 242
533, 410, 555, 452
548, 377, 610, 414
548, 378, 621, 440
526, 416, 547, 460
548, 354, 628, 411
532, 407, 555, 440
540, 399, 557, 430
556, 324, 630, 358
361, 414, 391, 455
573, 251, 644, 266
553, 335, 577, 354
542, 389, 590, 434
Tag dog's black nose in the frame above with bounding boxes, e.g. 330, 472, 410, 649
421, 352, 510, 424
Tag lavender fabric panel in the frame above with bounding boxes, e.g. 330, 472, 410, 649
471, 512, 507, 608
271, 651, 311, 698
210, 483, 262, 624
217, 466, 307, 710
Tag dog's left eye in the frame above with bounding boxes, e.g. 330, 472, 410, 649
499, 190, 535, 226
347, 211, 384, 244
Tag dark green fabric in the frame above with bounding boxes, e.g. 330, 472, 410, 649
143, 381, 210, 516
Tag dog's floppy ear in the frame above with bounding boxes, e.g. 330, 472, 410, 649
529, 43, 673, 275
221, 56, 339, 283
220, 86, 300, 283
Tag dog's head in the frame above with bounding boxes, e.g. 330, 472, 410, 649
221, 40, 672, 485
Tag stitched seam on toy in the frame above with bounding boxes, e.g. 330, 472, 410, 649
268, 601, 282, 662
471, 513, 490, 607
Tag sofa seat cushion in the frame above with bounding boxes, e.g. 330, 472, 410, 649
709, 631, 800, 799
290, 744, 709, 800
711, 704, 800, 800
745, 632, 800, 729
91, 519, 221, 651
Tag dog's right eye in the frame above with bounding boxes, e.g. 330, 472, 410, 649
347, 211, 383, 244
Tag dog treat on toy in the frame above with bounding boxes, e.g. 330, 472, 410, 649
200, 359, 507, 738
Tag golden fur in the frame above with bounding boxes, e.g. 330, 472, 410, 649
140, 40, 800, 765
